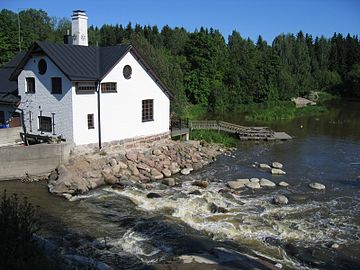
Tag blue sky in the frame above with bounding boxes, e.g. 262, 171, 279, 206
1, 0, 359, 43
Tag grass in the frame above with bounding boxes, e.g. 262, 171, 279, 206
241, 101, 329, 122
190, 129, 237, 147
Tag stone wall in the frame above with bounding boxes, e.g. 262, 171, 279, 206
0, 142, 74, 180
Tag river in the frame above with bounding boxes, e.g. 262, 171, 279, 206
1, 100, 359, 269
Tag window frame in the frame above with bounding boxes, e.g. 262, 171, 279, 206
26, 77, 35, 94
76, 82, 97, 94
38, 116, 52, 133
142, 99, 154, 122
101, 82, 117, 93
51, 77, 62, 94
87, 114, 94, 129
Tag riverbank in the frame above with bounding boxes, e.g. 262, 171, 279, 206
47, 139, 230, 199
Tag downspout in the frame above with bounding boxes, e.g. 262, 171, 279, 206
96, 81, 102, 149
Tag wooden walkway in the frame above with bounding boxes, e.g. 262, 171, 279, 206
190, 120, 292, 141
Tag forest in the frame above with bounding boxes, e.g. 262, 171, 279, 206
1, 8, 360, 117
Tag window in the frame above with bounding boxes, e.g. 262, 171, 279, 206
142, 99, 153, 122
38, 116, 52, 133
52, 77, 62, 94
123, 65, 132, 79
26, 77, 35, 93
101, 82, 117, 93
38, 59, 47, 75
76, 82, 96, 94
87, 114, 94, 129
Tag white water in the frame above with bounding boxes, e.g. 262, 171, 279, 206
100, 178, 359, 269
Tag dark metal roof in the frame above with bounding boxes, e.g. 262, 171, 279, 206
10, 41, 174, 99
0, 52, 24, 104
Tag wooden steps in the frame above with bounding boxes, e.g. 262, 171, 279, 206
190, 120, 292, 141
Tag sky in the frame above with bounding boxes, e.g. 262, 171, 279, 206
1, 0, 359, 43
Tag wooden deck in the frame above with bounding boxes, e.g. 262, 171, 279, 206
190, 120, 292, 141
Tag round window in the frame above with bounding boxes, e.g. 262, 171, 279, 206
38, 59, 47, 75
123, 65, 132, 79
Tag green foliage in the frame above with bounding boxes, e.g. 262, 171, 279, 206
244, 101, 328, 122
0, 190, 53, 270
184, 104, 208, 120
190, 129, 237, 147
1, 8, 360, 116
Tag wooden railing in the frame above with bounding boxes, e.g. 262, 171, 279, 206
190, 120, 275, 139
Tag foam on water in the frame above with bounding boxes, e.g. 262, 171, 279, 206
106, 181, 359, 269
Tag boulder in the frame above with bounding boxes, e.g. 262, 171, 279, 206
260, 163, 271, 170
260, 178, 276, 187
250, 178, 260, 183
227, 179, 250, 189
151, 168, 164, 180
170, 163, 181, 174
209, 203, 228, 214
153, 149, 162, 156
137, 162, 151, 173
181, 168, 192, 175
272, 162, 283, 169
273, 195, 289, 205
146, 192, 161, 199
117, 161, 128, 169
245, 182, 261, 189
111, 164, 122, 175
192, 180, 209, 189
48, 170, 58, 181
162, 178, 176, 187
102, 169, 118, 185
126, 151, 138, 162
278, 181, 289, 187
128, 162, 140, 176
309, 182, 326, 190
271, 168, 286, 175
48, 165, 89, 195
109, 158, 117, 167
162, 168, 172, 178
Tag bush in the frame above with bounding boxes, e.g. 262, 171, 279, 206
0, 190, 53, 270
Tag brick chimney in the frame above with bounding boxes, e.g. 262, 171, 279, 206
71, 10, 88, 46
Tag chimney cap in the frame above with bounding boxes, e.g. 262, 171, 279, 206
73, 10, 86, 14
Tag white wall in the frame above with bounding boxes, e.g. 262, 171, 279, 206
98, 51, 170, 143
18, 55, 73, 141
71, 84, 98, 145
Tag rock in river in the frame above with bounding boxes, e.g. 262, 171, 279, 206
192, 180, 209, 188
273, 195, 289, 205
245, 182, 261, 189
309, 182, 326, 190
278, 181, 289, 187
272, 162, 283, 169
181, 168, 192, 175
250, 178, 260, 183
162, 178, 176, 187
260, 163, 271, 170
271, 168, 286, 175
260, 178, 276, 187
147, 192, 162, 199
227, 179, 250, 189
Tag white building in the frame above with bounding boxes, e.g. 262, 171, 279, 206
11, 10, 173, 147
